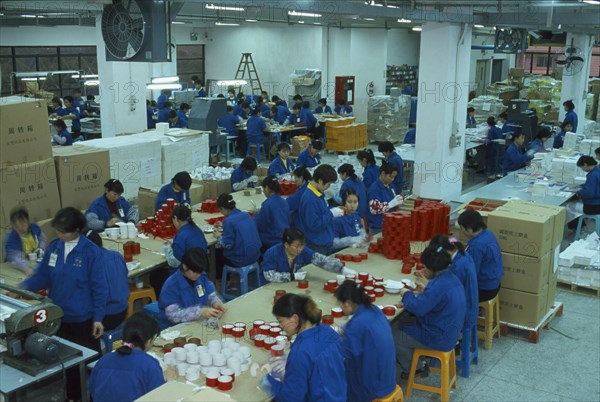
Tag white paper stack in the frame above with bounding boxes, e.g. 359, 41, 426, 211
579, 139, 600, 156
581, 119, 600, 139
156, 122, 169, 134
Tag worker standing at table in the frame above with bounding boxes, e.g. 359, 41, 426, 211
562, 100, 578, 132
335, 280, 396, 402
56, 95, 82, 138
246, 108, 268, 155
366, 163, 403, 235
155, 171, 192, 211
255, 176, 290, 251
576, 156, 600, 216
259, 294, 347, 401
287, 166, 311, 226
378, 141, 405, 195
336, 164, 367, 218
458, 210, 503, 302
484, 116, 503, 176
299, 101, 318, 133
502, 131, 533, 176
296, 140, 323, 168
86, 179, 139, 231
268, 142, 295, 177
4, 207, 46, 276
163, 205, 208, 274
392, 244, 466, 379
334, 99, 353, 117
156, 90, 169, 109
231, 156, 259, 192
466, 107, 476, 128
357, 149, 379, 191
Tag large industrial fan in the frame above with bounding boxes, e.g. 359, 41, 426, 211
494, 28, 529, 54
101, 0, 171, 62
555, 38, 585, 76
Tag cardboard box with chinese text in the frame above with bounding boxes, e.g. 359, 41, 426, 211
499, 284, 548, 327
501, 251, 551, 294
487, 209, 553, 258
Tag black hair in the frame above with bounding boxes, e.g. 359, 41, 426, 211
429, 234, 465, 255
337, 99, 346, 105
255, 97, 264, 105
272, 95, 280, 102
277, 142, 291, 152
181, 248, 209, 274
379, 161, 399, 175
357, 149, 376, 166
310, 140, 323, 151
180, 103, 190, 111
486, 116, 496, 126
52, 97, 62, 106
168, 110, 178, 119
272, 293, 321, 332
150, 100, 157, 107
261, 175, 281, 194
408, 122, 416, 129
251, 107, 262, 116
313, 164, 338, 185
241, 156, 257, 171
512, 131, 525, 139
241, 102, 250, 109
282, 227, 306, 245
466, 107, 475, 113
302, 101, 310, 109
84, 228, 103, 247
9, 207, 29, 224
318, 98, 327, 105
217, 193, 236, 210
293, 166, 312, 182
335, 280, 372, 307
563, 100, 574, 110
338, 163, 357, 180
52, 207, 87, 233
261, 90, 268, 96
117, 313, 160, 355
378, 141, 395, 153
576, 155, 598, 167
595, 147, 600, 156
104, 179, 124, 195
421, 244, 452, 274
535, 126, 551, 141
458, 209, 486, 232
499, 111, 508, 119
53, 120, 67, 130
87, 95, 95, 101
228, 89, 236, 95
562, 121, 573, 130
292, 103, 302, 111
226, 105, 233, 112
217, 94, 225, 98
63, 95, 74, 104
164, 101, 173, 109
191, 75, 199, 83
342, 188, 359, 205
172, 171, 192, 190
171, 205, 199, 230
293, 94, 303, 101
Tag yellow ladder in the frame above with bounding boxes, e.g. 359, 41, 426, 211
234, 53, 263, 97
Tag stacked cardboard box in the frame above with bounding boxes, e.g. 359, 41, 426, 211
325, 123, 368, 152
488, 201, 565, 326
367, 95, 410, 143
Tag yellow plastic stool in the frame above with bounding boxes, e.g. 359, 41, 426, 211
477, 294, 500, 349
127, 285, 157, 317
372, 384, 404, 402
405, 349, 456, 402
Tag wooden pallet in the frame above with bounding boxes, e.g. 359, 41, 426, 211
557, 279, 600, 297
499, 302, 564, 344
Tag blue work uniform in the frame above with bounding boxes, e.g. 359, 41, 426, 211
315, 105, 333, 114
255, 195, 290, 248
21, 236, 108, 323
553, 130, 566, 149
156, 93, 168, 109
332, 212, 363, 238
197, 88, 207, 97
90, 349, 165, 402
297, 183, 333, 248
158, 270, 216, 326
268, 156, 295, 176
362, 164, 380, 191
147, 107, 155, 129
343, 305, 396, 402
246, 114, 267, 144
73, 96, 85, 111
154, 183, 191, 211
176, 110, 189, 128
563, 110, 578, 132
402, 84, 413, 95
339, 177, 368, 218
267, 324, 347, 402
4, 224, 43, 261
218, 113, 240, 136
233, 104, 248, 119
157, 108, 171, 123
502, 143, 532, 176
219, 208, 261, 267
403, 128, 416, 145
169, 117, 187, 129
466, 115, 476, 127
259, 103, 271, 118
87, 195, 136, 227
172, 224, 208, 261
299, 108, 317, 130
501, 120, 515, 137
385, 152, 404, 195
273, 105, 290, 124
56, 129, 74, 146
366, 179, 395, 233
334, 105, 353, 116
485, 125, 503, 175
528, 138, 546, 154
287, 182, 308, 226
296, 148, 320, 168
467, 229, 503, 291
450, 251, 479, 326
579, 166, 600, 206
230, 166, 255, 192
102, 249, 129, 316
285, 113, 302, 126
262, 243, 315, 279
57, 106, 81, 132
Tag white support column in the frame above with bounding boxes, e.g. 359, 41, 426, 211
559, 33, 594, 126
413, 22, 472, 201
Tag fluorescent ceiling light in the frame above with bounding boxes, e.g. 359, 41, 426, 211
21, 77, 46, 81
147, 83, 182, 90
387, 5, 399, 9
582, 0, 599, 4
398, 18, 412, 23
216, 80, 248, 86
364, 18, 375, 21
366, 0, 383, 5
71, 74, 98, 79
474, 24, 485, 28
412, 27, 422, 31
21, 14, 43, 18
215, 22, 239, 26
298, 20, 305, 24
314, 22, 321, 25
245, 19, 257, 22
172, 21, 186, 24
152, 76, 179, 84
84, 80, 100, 86
288, 11, 322, 18
206, 4, 245, 11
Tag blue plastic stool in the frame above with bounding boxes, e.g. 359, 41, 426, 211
221, 262, 264, 301
225, 136, 238, 161
143, 301, 171, 331
247, 142, 266, 162
575, 214, 600, 240
456, 323, 479, 378
101, 322, 125, 354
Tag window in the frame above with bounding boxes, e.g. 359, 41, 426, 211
516, 45, 600, 77
535, 55, 548, 68
176, 45, 205, 89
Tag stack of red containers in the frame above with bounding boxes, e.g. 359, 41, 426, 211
141, 198, 178, 239
278, 180, 299, 196
381, 213, 411, 260
199, 199, 220, 213
411, 199, 451, 241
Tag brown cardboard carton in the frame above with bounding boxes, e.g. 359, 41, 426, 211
53, 145, 111, 211
499, 284, 548, 327
291, 136, 309, 156
0, 97, 53, 166
501, 251, 551, 294
216, 179, 231, 197
0, 158, 60, 227
138, 183, 204, 219
501, 201, 566, 246
487, 209, 553, 258
38, 217, 57, 244
509, 68, 525, 78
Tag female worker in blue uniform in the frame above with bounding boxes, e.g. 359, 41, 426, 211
484, 116, 503, 176
357, 149, 379, 191
287, 166, 311, 226
163, 205, 208, 274
4, 207, 46, 276
218, 105, 243, 136
299, 101, 318, 133
86, 179, 139, 231
392, 244, 466, 379
52, 119, 74, 146
246, 108, 267, 157
259, 294, 347, 401
527, 127, 551, 154
366, 162, 403, 234
57, 95, 81, 137
562, 100, 578, 132
296, 140, 323, 168
90, 313, 165, 402
334, 99, 353, 116
332, 189, 367, 251
314, 98, 333, 114
553, 121, 572, 149
335, 280, 396, 402
270, 102, 290, 125
336, 164, 368, 218
458, 210, 503, 302
255, 176, 290, 250
502, 131, 533, 176
155, 171, 192, 211
268, 142, 295, 177
231, 156, 258, 192
576, 156, 600, 216
159, 248, 225, 329
378, 141, 405, 195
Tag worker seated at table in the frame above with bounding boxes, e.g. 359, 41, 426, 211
502, 131, 533, 176
233, 101, 250, 120
528, 127, 551, 154
334, 99, 353, 117
168, 110, 187, 129
4, 207, 46, 276
90, 313, 165, 401
284, 103, 304, 127
458, 209, 503, 302
255, 96, 271, 119
299, 101, 318, 132
270, 102, 290, 125
177, 103, 190, 127
49, 96, 64, 116
155, 171, 192, 211
231, 156, 259, 192
379, 141, 404, 195
366, 162, 402, 235
484, 116, 503, 176
466, 107, 476, 128
553, 121, 572, 149
218, 105, 243, 136
335, 164, 367, 218
268, 142, 295, 177
272, 95, 288, 108
287, 166, 312, 226
163, 205, 208, 273
156, 90, 170, 109
246, 108, 268, 152
332, 189, 368, 252
403, 123, 416, 145
146, 100, 156, 129
52, 119, 74, 146
158, 248, 226, 330
157, 102, 173, 123
296, 140, 323, 168
357, 149, 379, 191
261, 90, 270, 103
86, 179, 139, 231
498, 111, 514, 138
392, 244, 466, 380
335, 281, 396, 402
255, 176, 290, 251
314, 98, 333, 114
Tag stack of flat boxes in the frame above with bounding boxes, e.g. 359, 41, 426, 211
325, 118, 368, 152
487, 201, 566, 327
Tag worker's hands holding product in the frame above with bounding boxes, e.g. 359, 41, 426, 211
341, 266, 357, 276
200, 307, 222, 319
92, 321, 104, 339
388, 195, 404, 209
213, 302, 227, 314
330, 207, 345, 218
107, 217, 121, 227
293, 270, 307, 281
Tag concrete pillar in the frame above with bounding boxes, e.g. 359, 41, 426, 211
559, 33, 594, 126
413, 22, 472, 201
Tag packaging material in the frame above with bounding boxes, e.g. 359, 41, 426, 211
76, 136, 162, 200
456, 197, 507, 223
135, 381, 235, 401
486, 83, 519, 105
549, 155, 586, 184
499, 285, 548, 327
137, 183, 204, 219
467, 96, 506, 123
367, 95, 411, 143
579, 139, 600, 156
509, 68, 525, 78
501, 251, 551, 294
499, 201, 566, 247
37, 217, 58, 244
0, 96, 53, 166
0, 158, 61, 227
52, 145, 111, 211
487, 209, 553, 258
291, 135, 310, 156
326, 123, 368, 152
288, 69, 322, 106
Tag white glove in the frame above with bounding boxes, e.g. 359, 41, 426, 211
526, 149, 536, 157
259, 375, 274, 395
162, 243, 171, 255
330, 207, 345, 218
248, 175, 259, 183
294, 270, 307, 281
342, 266, 357, 276
388, 195, 404, 209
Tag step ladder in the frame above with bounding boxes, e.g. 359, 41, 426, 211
234, 53, 263, 97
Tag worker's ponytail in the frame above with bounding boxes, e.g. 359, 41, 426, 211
117, 313, 160, 355
335, 280, 372, 308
